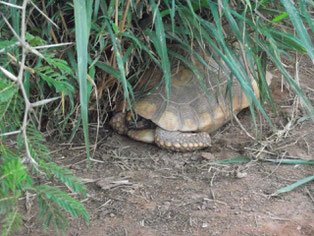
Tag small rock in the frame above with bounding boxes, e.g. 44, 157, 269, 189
201, 152, 216, 160
202, 222, 209, 228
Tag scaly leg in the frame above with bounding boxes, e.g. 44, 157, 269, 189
155, 127, 211, 151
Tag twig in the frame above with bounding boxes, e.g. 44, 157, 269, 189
31, 97, 61, 107
0, 1, 23, 9
29, 1, 59, 29
0, 130, 21, 137
6, 52, 35, 74
33, 42, 73, 49
265, 151, 286, 178
1, 0, 60, 170
87, 75, 100, 159
1, 13, 44, 59
210, 171, 217, 201
266, 211, 290, 221
17, 0, 39, 168
97, 199, 112, 209
0, 66, 18, 81
305, 187, 314, 204
234, 114, 256, 140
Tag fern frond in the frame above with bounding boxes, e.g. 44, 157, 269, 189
0, 79, 23, 134
36, 184, 89, 232
46, 162, 87, 196
0, 158, 27, 193
0, 209, 23, 236
26, 124, 52, 162
0, 153, 26, 235
0, 156, 27, 214
25, 124, 86, 195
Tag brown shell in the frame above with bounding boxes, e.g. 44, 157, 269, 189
134, 56, 262, 133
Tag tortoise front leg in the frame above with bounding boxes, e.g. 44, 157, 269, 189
155, 127, 211, 151
109, 112, 155, 143
127, 129, 155, 144
110, 112, 156, 144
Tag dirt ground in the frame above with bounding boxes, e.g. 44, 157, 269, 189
18, 56, 313, 236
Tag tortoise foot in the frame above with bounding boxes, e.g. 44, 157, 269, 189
155, 127, 211, 151
127, 129, 155, 144
109, 112, 129, 135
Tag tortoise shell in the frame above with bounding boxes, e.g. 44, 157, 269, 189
134, 57, 260, 134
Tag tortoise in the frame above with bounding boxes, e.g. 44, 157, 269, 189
110, 54, 272, 151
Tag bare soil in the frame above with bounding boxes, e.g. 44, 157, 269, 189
18, 56, 313, 236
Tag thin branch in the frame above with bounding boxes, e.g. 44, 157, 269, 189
29, 0, 59, 29
31, 96, 61, 107
86, 75, 100, 159
0, 66, 18, 81
33, 42, 74, 49
0, 130, 21, 137
6, 52, 35, 74
234, 114, 256, 141
19, 0, 40, 168
1, 13, 44, 58
3, 0, 39, 169
0, 1, 23, 9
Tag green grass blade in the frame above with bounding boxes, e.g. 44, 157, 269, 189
150, 0, 171, 100
297, 115, 313, 123
272, 176, 314, 196
255, 56, 275, 112
170, 0, 176, 33
167, 49, 209, 94
197, 8, 272, 128
93, 0, 100, 21
105, 19, 133, 107
265, 159, 314, 165
281, 0, 314, 63
118, 32, 160, 65
266, 29, 307, 53
95, 62, 122, 81
261, 42, 314, 117
74, 0, 91, 164
10, 1, 20, 36
270, 12, 288, 23
209, 157, 251, 164
221, 0, 241, 39
68, 114, 82, 143
299, 0, 314, 33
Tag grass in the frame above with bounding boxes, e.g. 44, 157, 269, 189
0, 0, 313, 234
207, 157, 313, 196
